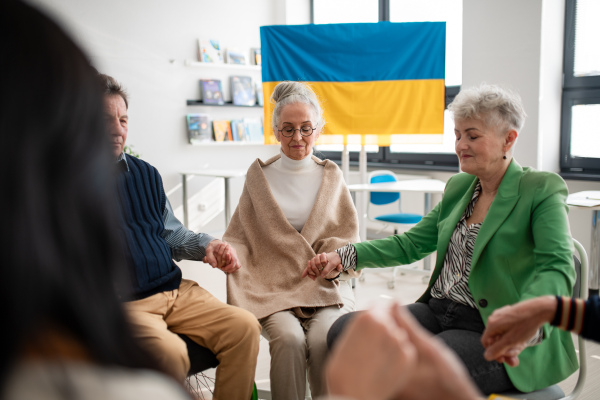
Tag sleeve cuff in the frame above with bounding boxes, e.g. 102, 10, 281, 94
198, 235, 217, 256
336, 244, 357, 271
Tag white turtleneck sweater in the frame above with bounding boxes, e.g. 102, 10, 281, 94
263, 151, 324, 232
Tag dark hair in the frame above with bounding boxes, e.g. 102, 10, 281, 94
0, 0, 160, 388
98, 73, 129, 109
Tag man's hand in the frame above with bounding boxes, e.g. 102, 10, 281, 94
326, 306, 417, 400
203, 240, 241, 274
302, 251, 342, 280
481, 296, 557, 367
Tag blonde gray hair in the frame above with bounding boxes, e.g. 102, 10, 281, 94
448, 84, 527, 134
270, 81, 325, 130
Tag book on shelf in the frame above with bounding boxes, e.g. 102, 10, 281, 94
213, 120, 232, 142
197, 39, 223, 63
200, 79, 225, 105
226, 48, 248, 65
250, 48, 261, 65
255, 81, 264, 106
186, 113, 213, 144
230, 119, 249, 142
230, 76, 256, 106
244, 118, 264, 143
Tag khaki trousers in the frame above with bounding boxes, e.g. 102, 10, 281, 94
124, 279, 261, 400
259, 281, 355, 400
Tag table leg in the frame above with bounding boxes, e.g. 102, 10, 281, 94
224, 177, 231, 227
182, 174, 188, 228
358, 146, 368, 242
591, 210, 600, 296
423, 193, 433, 271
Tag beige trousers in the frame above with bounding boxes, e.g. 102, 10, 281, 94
124, 279, 261, 400
259, 281, 355, 400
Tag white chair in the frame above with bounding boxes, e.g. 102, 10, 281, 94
498, 238, 588, 400
360, 170, 424, 288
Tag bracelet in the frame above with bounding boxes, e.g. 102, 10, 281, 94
325, 272, 342, 282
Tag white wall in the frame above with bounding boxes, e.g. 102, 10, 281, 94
463, 0, 544, 169
30, 0, 285, 234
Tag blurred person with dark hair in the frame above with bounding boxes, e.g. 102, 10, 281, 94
98, 71, 260, 400
0, 1, 189, 399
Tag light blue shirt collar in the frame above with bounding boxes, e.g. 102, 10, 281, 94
116, 152, 130, 172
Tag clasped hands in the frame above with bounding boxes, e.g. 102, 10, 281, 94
327, 303, 483, 400
203, 239, 241, 274
480, 296, 557, 367
302, 251, 343, 280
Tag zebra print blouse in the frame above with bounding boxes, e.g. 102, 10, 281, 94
430, 181, 482, 308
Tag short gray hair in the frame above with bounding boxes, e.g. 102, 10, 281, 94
270, 81, 325, 130
448, 84, 527, 134
97, 73, 128, 109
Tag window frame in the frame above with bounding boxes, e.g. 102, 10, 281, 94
560, 0, 600, 180
310, 0, 460, 171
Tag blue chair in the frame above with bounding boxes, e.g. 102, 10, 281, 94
367, 170, 423, 235
362, 170, 424, 288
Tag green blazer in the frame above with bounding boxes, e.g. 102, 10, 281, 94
354, 160, 577, 392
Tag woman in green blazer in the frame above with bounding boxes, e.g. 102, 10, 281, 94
304, 84, 577, 395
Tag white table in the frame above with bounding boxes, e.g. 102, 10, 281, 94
180, 169, 247, 228
347, 179, 446, 271
567, 190, 600, 295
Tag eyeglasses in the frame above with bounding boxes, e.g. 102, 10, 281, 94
278, 125, 317, 138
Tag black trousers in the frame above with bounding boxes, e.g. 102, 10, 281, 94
327, 298, 516, 395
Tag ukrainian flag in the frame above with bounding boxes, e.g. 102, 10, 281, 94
260, 22, 445, 146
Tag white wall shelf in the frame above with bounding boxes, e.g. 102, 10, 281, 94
191, 141, 270, 146
187, 100, 262, 107
184, 59, 261, 71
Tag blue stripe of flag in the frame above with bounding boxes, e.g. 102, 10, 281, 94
260, 22, 445, 83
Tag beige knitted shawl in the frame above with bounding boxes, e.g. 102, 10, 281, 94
224, 154, 360, 319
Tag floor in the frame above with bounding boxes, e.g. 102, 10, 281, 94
179, 252, 600, 400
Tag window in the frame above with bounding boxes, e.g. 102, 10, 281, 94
560, 0, 600, 180
311, 0, 461, 171
313, 0, 378, 24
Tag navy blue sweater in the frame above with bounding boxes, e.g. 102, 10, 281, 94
115, 155, 181, 299
552, 295, 600, 342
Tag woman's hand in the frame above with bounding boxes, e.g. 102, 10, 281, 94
481, 296, 557, 367
302, 251, 342, 280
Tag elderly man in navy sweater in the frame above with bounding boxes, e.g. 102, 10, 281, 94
100, 73, 260, 400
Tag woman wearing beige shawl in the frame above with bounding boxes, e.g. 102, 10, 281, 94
224, 81, 359, 399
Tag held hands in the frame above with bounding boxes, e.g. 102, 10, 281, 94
302, 251, 342, 280
326, 303, 482, 400
325, 305, 417, 400
203, 239, 242, 274
481, 296, 557, 367
390, 304, 482, 400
